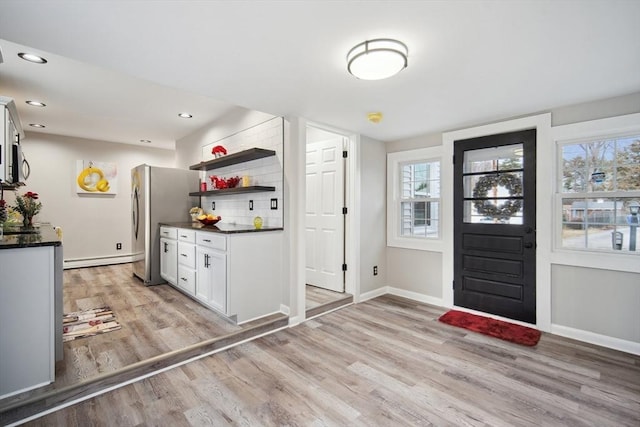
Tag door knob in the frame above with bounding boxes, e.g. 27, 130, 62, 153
525, 227, 534, 234
524, 242, 534, 249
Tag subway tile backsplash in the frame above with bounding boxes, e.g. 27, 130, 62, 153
199, 117, 284, 228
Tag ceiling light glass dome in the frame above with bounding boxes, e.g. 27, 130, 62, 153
347, 39, 408, 80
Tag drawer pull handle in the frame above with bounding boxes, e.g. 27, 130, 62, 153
203, 239, 211, 242
181, 253, 187, 257
180, 235, 187, 238
181, 277, 187, 281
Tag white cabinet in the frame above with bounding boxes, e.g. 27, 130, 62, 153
176, 229, 197, 295
159, 226, 178, 285
165, 226, 282, 324
0, 246, 55, 398
196, 245, 227, 314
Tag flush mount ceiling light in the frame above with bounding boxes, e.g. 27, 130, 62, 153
26, 100, 46, 107
18, 52, 47, 64
140, 139, 152, 144
347, 38, 408, 80
29, 123, 46, 128
178, 113, 193, 118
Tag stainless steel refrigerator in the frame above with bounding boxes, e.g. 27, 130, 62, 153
131, 164, 199, 285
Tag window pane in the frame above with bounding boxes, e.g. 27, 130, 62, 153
561, 197, 640, 252
463, 200, 523, 224
464, 172, 523, 199
463, 144, 522, 173
401, 161, 440, 199
401, 201, 439, 238
561, 137, 639, 192
616, 139, 640, 190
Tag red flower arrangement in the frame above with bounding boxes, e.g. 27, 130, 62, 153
14, 191, 42, 227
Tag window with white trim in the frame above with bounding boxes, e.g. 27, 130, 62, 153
557, 134, 640, 254
387, 146, 442, 251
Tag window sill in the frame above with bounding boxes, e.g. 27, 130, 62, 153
387, 237, 443, 253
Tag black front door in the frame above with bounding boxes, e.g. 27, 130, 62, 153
454, 129, 536, 323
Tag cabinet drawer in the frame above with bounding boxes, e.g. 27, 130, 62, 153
177, 266, 196, 295
177, 242, 196, 269
177, 229, 196, 243
196, 232, 226, 251
160, 226, 177, 240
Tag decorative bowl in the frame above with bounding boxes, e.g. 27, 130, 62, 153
197, 216, 221, 226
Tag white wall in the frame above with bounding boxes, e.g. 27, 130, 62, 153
11, 132, 174, 264
175, 107, 275, 169
384, 92, 640, 353
359, 136, 387, 294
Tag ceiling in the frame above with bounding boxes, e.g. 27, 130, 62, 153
0, 1, 639, 151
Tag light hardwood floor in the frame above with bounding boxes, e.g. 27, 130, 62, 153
0, 264, 287, 422
305, 284, 353, 318
16, 295, 640, 426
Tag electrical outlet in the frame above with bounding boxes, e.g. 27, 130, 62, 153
249, 200, 253, 211
116, 243, 122, 250
211, 201, 215, 210
373, 266, 378, 276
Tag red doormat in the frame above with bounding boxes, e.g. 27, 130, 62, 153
439, 310, 541, 346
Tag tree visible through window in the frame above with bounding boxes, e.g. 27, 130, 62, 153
560, 135, 640, 253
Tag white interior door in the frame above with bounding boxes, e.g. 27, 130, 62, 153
305, 136, 345, 292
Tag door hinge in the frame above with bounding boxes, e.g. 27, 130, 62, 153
342, 150, 348, 158
342, 263, 347, 271
452, 280, 455, 289
452, 154, 455, 164
342, 207, 348, 215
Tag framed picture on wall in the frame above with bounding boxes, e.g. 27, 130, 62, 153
76, 160, 117, 195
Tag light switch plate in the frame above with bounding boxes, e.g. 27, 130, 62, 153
270, 198, 278, 210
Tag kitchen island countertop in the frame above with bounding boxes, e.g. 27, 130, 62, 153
0, 226, 62, 249
160, 222, 283, 234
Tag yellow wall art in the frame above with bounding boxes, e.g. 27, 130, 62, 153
76, 160, 117, 195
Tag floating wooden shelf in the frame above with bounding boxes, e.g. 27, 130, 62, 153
189, 186, 276, 197
190, 148, 276, 171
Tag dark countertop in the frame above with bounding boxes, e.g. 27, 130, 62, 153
0, 226, 62, 249
161, 222, 283, 234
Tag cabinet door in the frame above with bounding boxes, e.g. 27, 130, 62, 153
196, 247, 227, 314
160, 238, 177, 286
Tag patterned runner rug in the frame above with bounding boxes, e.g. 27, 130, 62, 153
63, 306, 121, 342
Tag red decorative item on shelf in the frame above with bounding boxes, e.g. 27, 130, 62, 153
211, 145, 227, 158
210, 175, 240, 189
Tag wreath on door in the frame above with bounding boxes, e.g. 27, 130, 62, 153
472, 173, 523, 220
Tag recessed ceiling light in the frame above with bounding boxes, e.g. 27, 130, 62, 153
140, 139, 152, 144
18, 52, 48, 64
29, 123, 46, 128
26, 100, 46, 107
178, 113, 193, 118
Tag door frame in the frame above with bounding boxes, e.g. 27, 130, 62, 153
442, 113, 552, 331
289, 119, 359, 325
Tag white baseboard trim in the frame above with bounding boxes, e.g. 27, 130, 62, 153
64, 254, 134, 269
359, 286, 389, 302
387, 287, 445, 308
288, 315, 304, 326
551, 324, 640, 356
359, 286, 445, 308
280, 304, 290, 316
